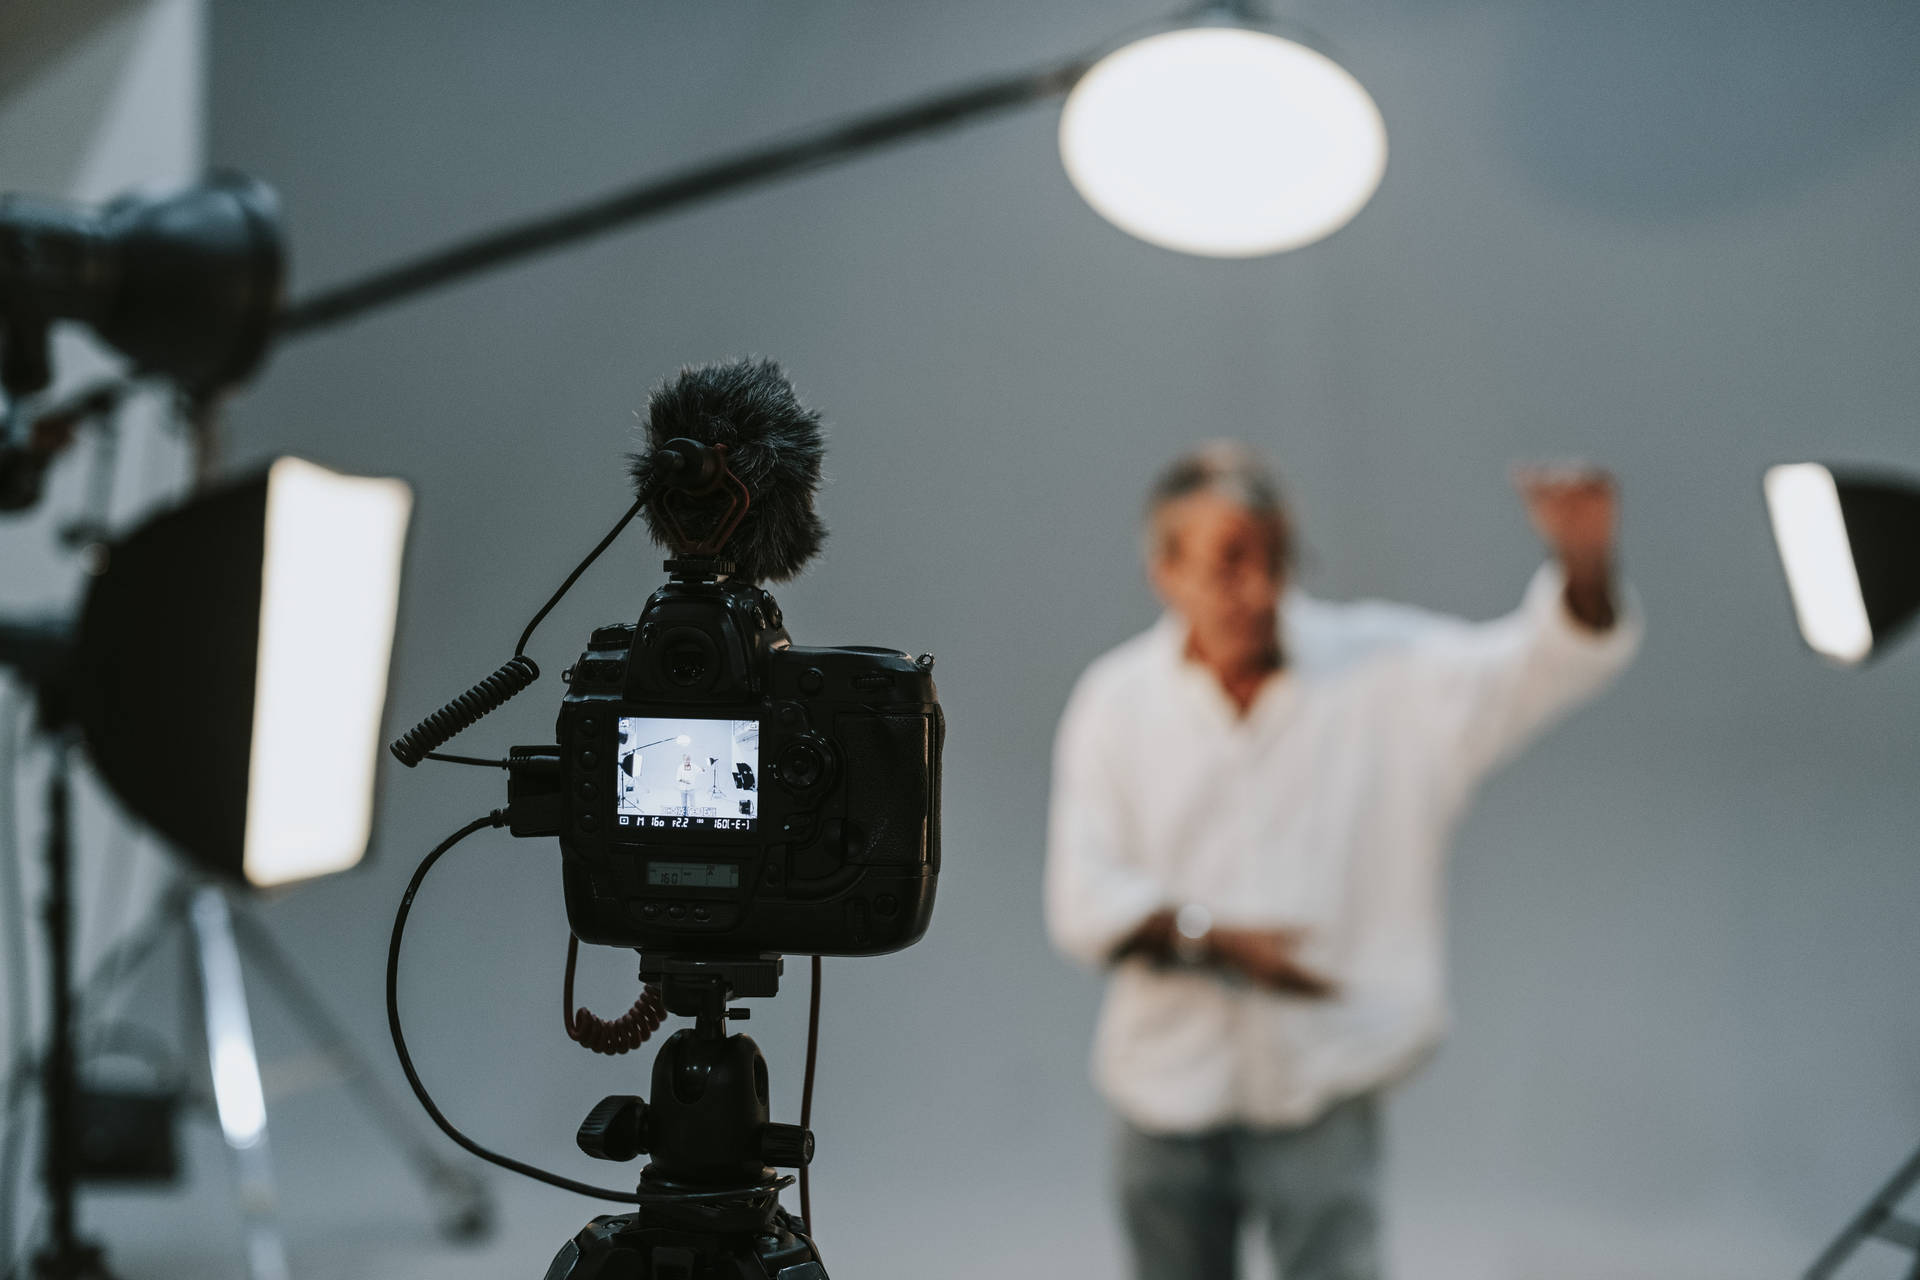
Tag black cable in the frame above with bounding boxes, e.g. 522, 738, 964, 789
634, 1176, 792, 1205
389, 489, 655, 767
423, 753, 507, 769
386, 812, 640, 1204
799, 955, 822, 1232
514, 494, 648, 658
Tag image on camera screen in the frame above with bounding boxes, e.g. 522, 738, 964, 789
615, 716, 760, 833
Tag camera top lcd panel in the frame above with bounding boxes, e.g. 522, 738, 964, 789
544, 574, 943, 957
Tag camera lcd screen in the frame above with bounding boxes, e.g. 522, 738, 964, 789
647, 861, 740, 889
615, 716, 759, 833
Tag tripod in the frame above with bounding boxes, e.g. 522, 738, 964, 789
546, 955, 821, 1280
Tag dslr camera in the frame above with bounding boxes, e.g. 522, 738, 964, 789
509, 562, 942, 956
500, 360, 943, 959
389, 360, 942, 1279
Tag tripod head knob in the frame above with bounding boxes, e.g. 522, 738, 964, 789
759, 1122, 813, 1169
576, 1095, 649, 1162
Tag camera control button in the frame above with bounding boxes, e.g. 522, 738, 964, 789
798, 668, 825, 695
580, 750, 599, 768
777, 739, 829, 790
580, 718, 598, 737
578, 813, 597, 831
578, 782, 597, 800
691, 906, 710, 923
667, 905, 688, 921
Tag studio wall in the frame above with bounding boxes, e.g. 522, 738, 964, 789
11, 2, 1919, 1276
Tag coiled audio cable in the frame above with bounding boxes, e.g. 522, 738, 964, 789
388, 656, 539, 767
564, 936, 665, 1055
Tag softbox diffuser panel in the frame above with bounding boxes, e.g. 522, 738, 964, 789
71, 459, 410, 887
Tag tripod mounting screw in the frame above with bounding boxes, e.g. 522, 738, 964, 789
759, 1122, 814, 1169
576, 1094, 649, 1162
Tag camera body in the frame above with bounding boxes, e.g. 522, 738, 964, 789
512, 561, 942, 957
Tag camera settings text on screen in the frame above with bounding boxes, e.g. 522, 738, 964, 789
615, 716, 759, 832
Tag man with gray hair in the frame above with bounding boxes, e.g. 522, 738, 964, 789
1045, 443, 1640, 1279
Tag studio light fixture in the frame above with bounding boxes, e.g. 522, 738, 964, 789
0, 173, 284, 398
67, 456, 413, 887
1057, 5, 1388, 258
1763, 463, 1920, 665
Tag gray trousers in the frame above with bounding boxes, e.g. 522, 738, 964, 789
1115, 1095, 1382, 1280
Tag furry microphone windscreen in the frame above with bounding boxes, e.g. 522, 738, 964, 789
629, 358, 827, 583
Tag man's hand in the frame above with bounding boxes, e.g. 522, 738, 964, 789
1110, 913, 1337, 997
1207, 926, 1338, 998
1512, 462, 1619, 631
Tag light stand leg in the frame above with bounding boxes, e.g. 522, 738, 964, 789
224, 904, 491, 1241
30, 745, 112, 1280
186, 888, 288, 1280
1805, 1140, 1920, 1280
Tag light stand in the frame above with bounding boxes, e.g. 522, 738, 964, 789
1805, 1150, 1920, 1280
2, 652, 489, 1280
1765, 464, 1920, 1278
0, 451, 426, 1279
88, 878, 495, 1253
31, 735, 108, 1280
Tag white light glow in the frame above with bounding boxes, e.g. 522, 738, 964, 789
1059, 25, 1387, 257
1765, 463, 1873, 664
211, 1032, 268, 1148
189, 888, 271, 1151
242, 459, 412, 887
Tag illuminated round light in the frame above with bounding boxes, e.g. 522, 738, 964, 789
1059, 25, 1387, 257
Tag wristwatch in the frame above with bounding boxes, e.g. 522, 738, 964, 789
1172, 903, 1213, 965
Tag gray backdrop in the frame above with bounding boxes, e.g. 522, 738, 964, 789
79, 1, 1920, 1275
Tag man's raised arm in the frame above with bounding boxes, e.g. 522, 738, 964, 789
1403, 464, 1643, 785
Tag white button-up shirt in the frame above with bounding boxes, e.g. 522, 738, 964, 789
1045, 565, 1642, 1133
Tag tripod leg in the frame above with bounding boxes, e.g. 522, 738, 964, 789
186, 889, 288, 1280
224, 902, 492, 1242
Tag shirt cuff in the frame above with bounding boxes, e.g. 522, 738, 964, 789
1523, 561, 1645, 664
